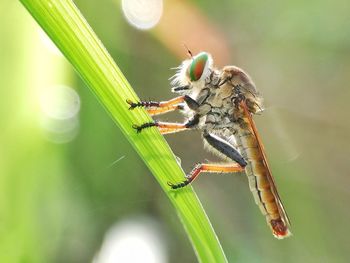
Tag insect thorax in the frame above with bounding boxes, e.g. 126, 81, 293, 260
178, 71, 242, 131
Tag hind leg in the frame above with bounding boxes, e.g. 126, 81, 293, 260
203, 132, 247, 167
168, 131, 247, 189
168, 163, 244, 189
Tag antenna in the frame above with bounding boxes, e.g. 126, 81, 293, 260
182, 43, 193, 59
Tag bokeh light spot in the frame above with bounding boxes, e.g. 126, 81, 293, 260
40, 116, 79, 144
121, 0, 163, 30
93, 217, 167, 263
39, 85, 80, 144
40, 85, 80, 120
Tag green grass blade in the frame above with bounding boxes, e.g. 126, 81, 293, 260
19, 1, 228, 262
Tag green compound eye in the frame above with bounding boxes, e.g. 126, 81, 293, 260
189, 52, 209, 81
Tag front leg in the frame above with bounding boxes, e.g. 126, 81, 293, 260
183, 87, 210, 111
183, 95, 200, 110
127, 96, 185, 116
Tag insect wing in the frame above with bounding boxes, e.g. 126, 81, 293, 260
240, 101, 291, 228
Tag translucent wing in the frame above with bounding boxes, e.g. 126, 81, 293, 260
240, 100, 291, 231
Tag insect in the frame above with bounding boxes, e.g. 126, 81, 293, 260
127, 50, 291, 239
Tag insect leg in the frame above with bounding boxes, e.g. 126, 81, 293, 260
203, 131, 247, 167
183, 88, 210, 111
183, 95, 199, 110
158, 115, 200, 135
171, 85, 190, 93
168, 163, 244, 189
133, 115, 200, 134
126, 96, 185, 116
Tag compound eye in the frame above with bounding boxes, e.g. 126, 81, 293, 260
188, 52, 209, 81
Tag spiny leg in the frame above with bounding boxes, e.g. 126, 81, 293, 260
132, 121, 191, 134
168, 163, 244, 189
133, 115, 200, 134
127, 96, 185, 116
167, 131, 248, 189
132, 121, 186, 134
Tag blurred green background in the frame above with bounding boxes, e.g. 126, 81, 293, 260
1, 0, 350, 262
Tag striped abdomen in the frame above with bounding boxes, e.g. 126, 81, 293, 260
235, 116, 291, 239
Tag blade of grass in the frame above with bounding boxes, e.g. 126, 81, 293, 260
19, 1, 228, 262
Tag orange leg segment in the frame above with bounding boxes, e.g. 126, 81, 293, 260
133, 121, 191, 134
168, 163, 244, 189
146, 105, 181, 116
127, 96, 185, 116
158, 127, 189, 135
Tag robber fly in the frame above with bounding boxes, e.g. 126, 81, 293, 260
127, 51, 291, 239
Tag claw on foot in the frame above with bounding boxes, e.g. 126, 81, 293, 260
132, 124, 142, 133
132, 122, 157, 133
167, 180, 190, 189
126, 99, 160, 110
126, 99, 138, 110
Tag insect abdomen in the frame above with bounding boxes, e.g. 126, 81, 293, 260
236, 124, 290, 238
